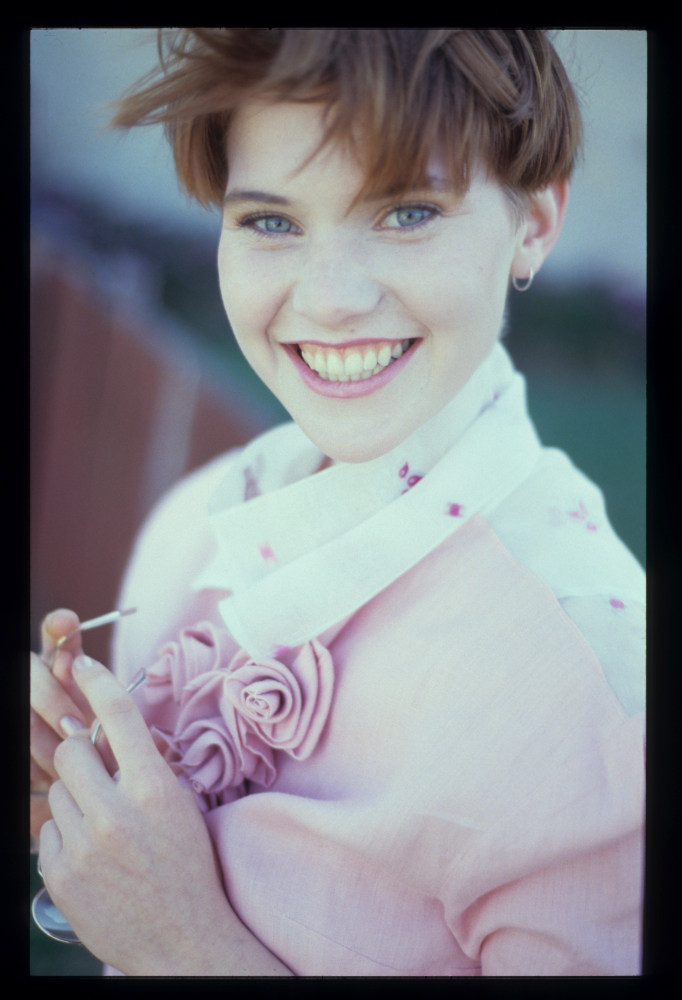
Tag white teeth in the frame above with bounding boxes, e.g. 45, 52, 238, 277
377, 344, 392, 367
298, 340, 413, 381
327, 353, 344, 377
305, 351, 324, 373
363, 349, 377, 371
344, 352, 364, 376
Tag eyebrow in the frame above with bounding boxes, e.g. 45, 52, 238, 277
223, 189, 291, 207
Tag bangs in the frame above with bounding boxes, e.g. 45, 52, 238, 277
110, 29, 582, 210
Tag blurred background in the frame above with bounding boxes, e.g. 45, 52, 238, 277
29, 29, 646, 974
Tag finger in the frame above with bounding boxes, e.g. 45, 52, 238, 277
38, 818, 63, 879
30, 707, 62, 780
30, 652, 90, 740
48, 777, 85, 832
53, 731, 114, 816
40, 608, 81, 664
87, 726, 119, 778
70, 656, 158, 779
31, 752, 53, 787
50, 646, 94, 723
31, 791, 53, 839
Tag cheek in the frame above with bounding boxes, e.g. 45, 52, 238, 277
217, 249, 274, 354
415, 233, 512, 312
415, 266, 503, 342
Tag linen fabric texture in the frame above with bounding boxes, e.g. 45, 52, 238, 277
112, 343, 645, 976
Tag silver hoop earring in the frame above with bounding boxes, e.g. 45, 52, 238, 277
512, 268, 534, 292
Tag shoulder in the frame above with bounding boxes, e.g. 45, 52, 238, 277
128, 449, 239, 577
483, 444, 645, 713
489, 445, 644, 594
112, 448, 241, 676
559, 594, 645, 717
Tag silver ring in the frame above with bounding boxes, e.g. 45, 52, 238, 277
512, 268, 534, 292
90, 669, 146, 747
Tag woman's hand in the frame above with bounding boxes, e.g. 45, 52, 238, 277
30, 610, 94, 839
38, 654, 291, 976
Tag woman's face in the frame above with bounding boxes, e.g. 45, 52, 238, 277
218, 100, 532, 463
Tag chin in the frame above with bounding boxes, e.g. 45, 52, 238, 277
297, 417, 423, 465
308, 434, 391, 465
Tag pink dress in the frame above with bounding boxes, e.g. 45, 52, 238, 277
111, 345, 645, 976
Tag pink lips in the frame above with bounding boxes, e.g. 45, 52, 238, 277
285, 340, 420, 399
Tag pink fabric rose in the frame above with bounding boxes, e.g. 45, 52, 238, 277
168, 667, 276, 789
155, 711, 275, 801
144, 622, 239, 706
144, 623, 335, 800
223, 639, 335, 760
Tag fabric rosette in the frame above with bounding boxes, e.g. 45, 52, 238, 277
144, 622, 334, 805
144, 622, 239, 706
153, 665, 277, 802
223, 640, 334, 760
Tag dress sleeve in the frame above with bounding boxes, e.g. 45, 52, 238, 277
475, 821, 643, 975
436, 528, 646, 976
446, 688, 645, 976
109, 450, 238, 690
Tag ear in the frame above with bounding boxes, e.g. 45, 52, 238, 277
510, 179, 569, 283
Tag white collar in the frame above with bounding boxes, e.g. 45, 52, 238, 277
193, 343, 544, 657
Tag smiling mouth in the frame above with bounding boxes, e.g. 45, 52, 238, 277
294, 339, 416, 382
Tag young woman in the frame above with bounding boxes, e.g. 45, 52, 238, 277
30, 29, 645, 976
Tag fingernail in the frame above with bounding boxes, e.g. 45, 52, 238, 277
45, 608, 75, 633
60, 714, 86, 737
72, 654, 94, 672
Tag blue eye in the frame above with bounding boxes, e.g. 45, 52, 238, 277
238, 214, 301, 236
256, 215, 295, 233
383, 205, 437, 229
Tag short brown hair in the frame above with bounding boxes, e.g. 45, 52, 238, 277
111, 28, 583, 210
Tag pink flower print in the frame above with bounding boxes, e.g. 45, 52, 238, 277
259, 542, 276, 562
446, 502, 465, 517
398, 461, 422, 493
609, 597, 626, 610
481, 390, 501, 413
549, 501, 598, 531
243, 465, 260, 500
568, 501, 588, 521
568, 501, 598, 532
401, 475, 423, 494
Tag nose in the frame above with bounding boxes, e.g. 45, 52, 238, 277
290, 245, 383, 329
